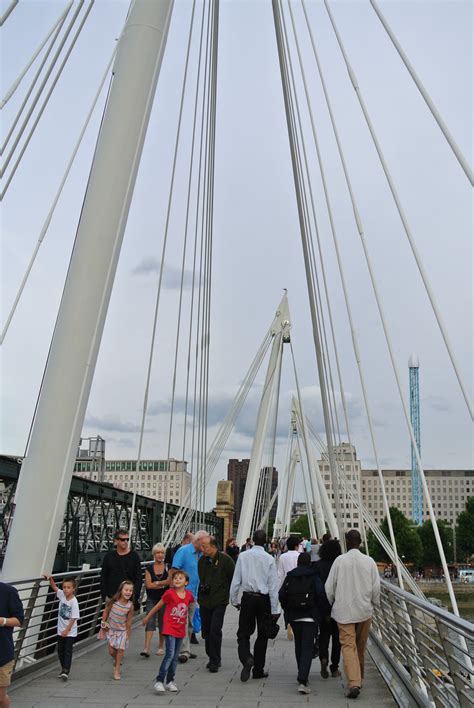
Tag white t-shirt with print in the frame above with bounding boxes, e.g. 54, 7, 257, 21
56, 590, 80, 637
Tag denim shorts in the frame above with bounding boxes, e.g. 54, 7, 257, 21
145, 597, 165, 632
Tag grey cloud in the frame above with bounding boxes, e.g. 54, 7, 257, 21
84, 414, 154, 433
131, 257, 194, 290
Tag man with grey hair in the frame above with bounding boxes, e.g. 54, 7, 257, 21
172, 529, 209, 662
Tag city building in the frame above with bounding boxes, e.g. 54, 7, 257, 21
362, 468, 474, 527
316, 442, 473, 529
227, 459, 278, 524
317, 443, 362, 529
74, 437, 191, 506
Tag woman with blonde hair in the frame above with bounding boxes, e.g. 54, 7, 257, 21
141, 543, 170, 657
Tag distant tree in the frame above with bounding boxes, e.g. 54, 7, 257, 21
367, 507, 422, 567
417, 519, 454, 566
290, 514, 310, 538
456, 497, 474, 562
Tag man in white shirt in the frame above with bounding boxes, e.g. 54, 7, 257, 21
277, 536, 300, 587
325, 529, 380, 699
230, 529, 280, 682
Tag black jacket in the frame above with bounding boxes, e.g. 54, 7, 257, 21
100, 549, 142, 602
198, 551, 235, 609
313, 558, 333, 585
278, 566, 330, 622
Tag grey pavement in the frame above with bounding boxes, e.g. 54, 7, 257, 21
11, 608, 395, 707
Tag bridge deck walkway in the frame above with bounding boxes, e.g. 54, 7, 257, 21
11, 608, 395, 707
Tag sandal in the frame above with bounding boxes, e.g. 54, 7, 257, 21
156, 648, 164, 655
140, 651, 150, 658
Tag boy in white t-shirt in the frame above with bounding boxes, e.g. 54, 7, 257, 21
44, 574, 80, 680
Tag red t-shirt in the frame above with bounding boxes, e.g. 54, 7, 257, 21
161, 588, 194, 638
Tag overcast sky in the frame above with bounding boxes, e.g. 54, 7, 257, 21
1, 0, 473, 510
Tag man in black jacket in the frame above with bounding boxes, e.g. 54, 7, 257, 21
198, 537, 235, 672
100, 529, 142, 608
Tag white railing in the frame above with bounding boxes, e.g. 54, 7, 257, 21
372, 579, 474, 707
11, 565, 147, 680
9, 569, 474, 708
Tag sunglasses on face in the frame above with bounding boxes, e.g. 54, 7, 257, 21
118, 537, 129, 542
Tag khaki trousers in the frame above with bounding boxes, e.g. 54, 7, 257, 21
337, 618, 371, 689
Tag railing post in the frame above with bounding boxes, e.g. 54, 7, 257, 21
13, 580, 41, 670
436, 617, 473, 705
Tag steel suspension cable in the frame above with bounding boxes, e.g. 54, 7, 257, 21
128, 0, 197, 541
303, 0, 463, 613
1, 1, 94, 199
161, 0, 198, 534
323, 0, 473, 419
273, 0, 343, 536
1, 2, 73, 108
166, 329, 273, 545
0, 0, 18, 26
1, 2, 73, 154
369, 0, 473, 185
1, 42, 118, 345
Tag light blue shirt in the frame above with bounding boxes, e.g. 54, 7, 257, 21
172, 543, 201, 596
230, 545, 280, 614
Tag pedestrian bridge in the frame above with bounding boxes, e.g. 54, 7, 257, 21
9, 567, 474, 707
11, 606, 394, 708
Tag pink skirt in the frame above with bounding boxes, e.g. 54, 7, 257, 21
107, 628, 129, 651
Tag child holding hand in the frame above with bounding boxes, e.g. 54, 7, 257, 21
43, 574, 80, 681
142, 569, 194, 694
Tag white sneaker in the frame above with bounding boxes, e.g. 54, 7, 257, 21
154, 681, 166, 693
166, 681, 178, 692
298, 683, 311, 694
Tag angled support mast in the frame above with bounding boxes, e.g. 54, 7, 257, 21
3, 0, 174, 580
236, 293, 291, 546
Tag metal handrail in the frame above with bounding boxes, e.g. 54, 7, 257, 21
9, 568, 474, 708
11, 564, 149, 680
371, 579, 474, 707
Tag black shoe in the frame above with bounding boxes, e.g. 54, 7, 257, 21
346, 687, 360, 699
252, 671, 268, 679
240, 657, 254, 682
191, 632, 199, 645
60, 672, 69, 681
178, 654, 188, 663
320, 658, 329, 679
208, 664, 218, 673
331, 669, 341, 677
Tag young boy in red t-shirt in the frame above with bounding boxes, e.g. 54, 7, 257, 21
142, 569, 194, 694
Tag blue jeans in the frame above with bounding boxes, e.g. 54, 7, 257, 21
157, 635, 183, 683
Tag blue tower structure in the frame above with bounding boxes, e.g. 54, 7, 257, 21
409, 355, 422, 525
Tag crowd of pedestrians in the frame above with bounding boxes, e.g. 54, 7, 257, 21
1, 525, 380, 703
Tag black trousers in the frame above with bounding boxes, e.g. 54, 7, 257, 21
319, 617, 341, 671
57, 636, 75, 672
291, 621, 317, 685
236, 592, 271, 676
200, 604, 227, 666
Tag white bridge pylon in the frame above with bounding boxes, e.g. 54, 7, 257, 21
236, 293, 340, 546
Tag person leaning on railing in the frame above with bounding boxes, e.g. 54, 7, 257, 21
0, 581, 24, 708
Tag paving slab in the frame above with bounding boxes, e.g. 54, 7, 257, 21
11, 606, 395, 707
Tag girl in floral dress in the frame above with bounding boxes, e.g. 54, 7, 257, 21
99, 580, 134, 680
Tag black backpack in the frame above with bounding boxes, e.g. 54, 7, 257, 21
285, 573, 315, 609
